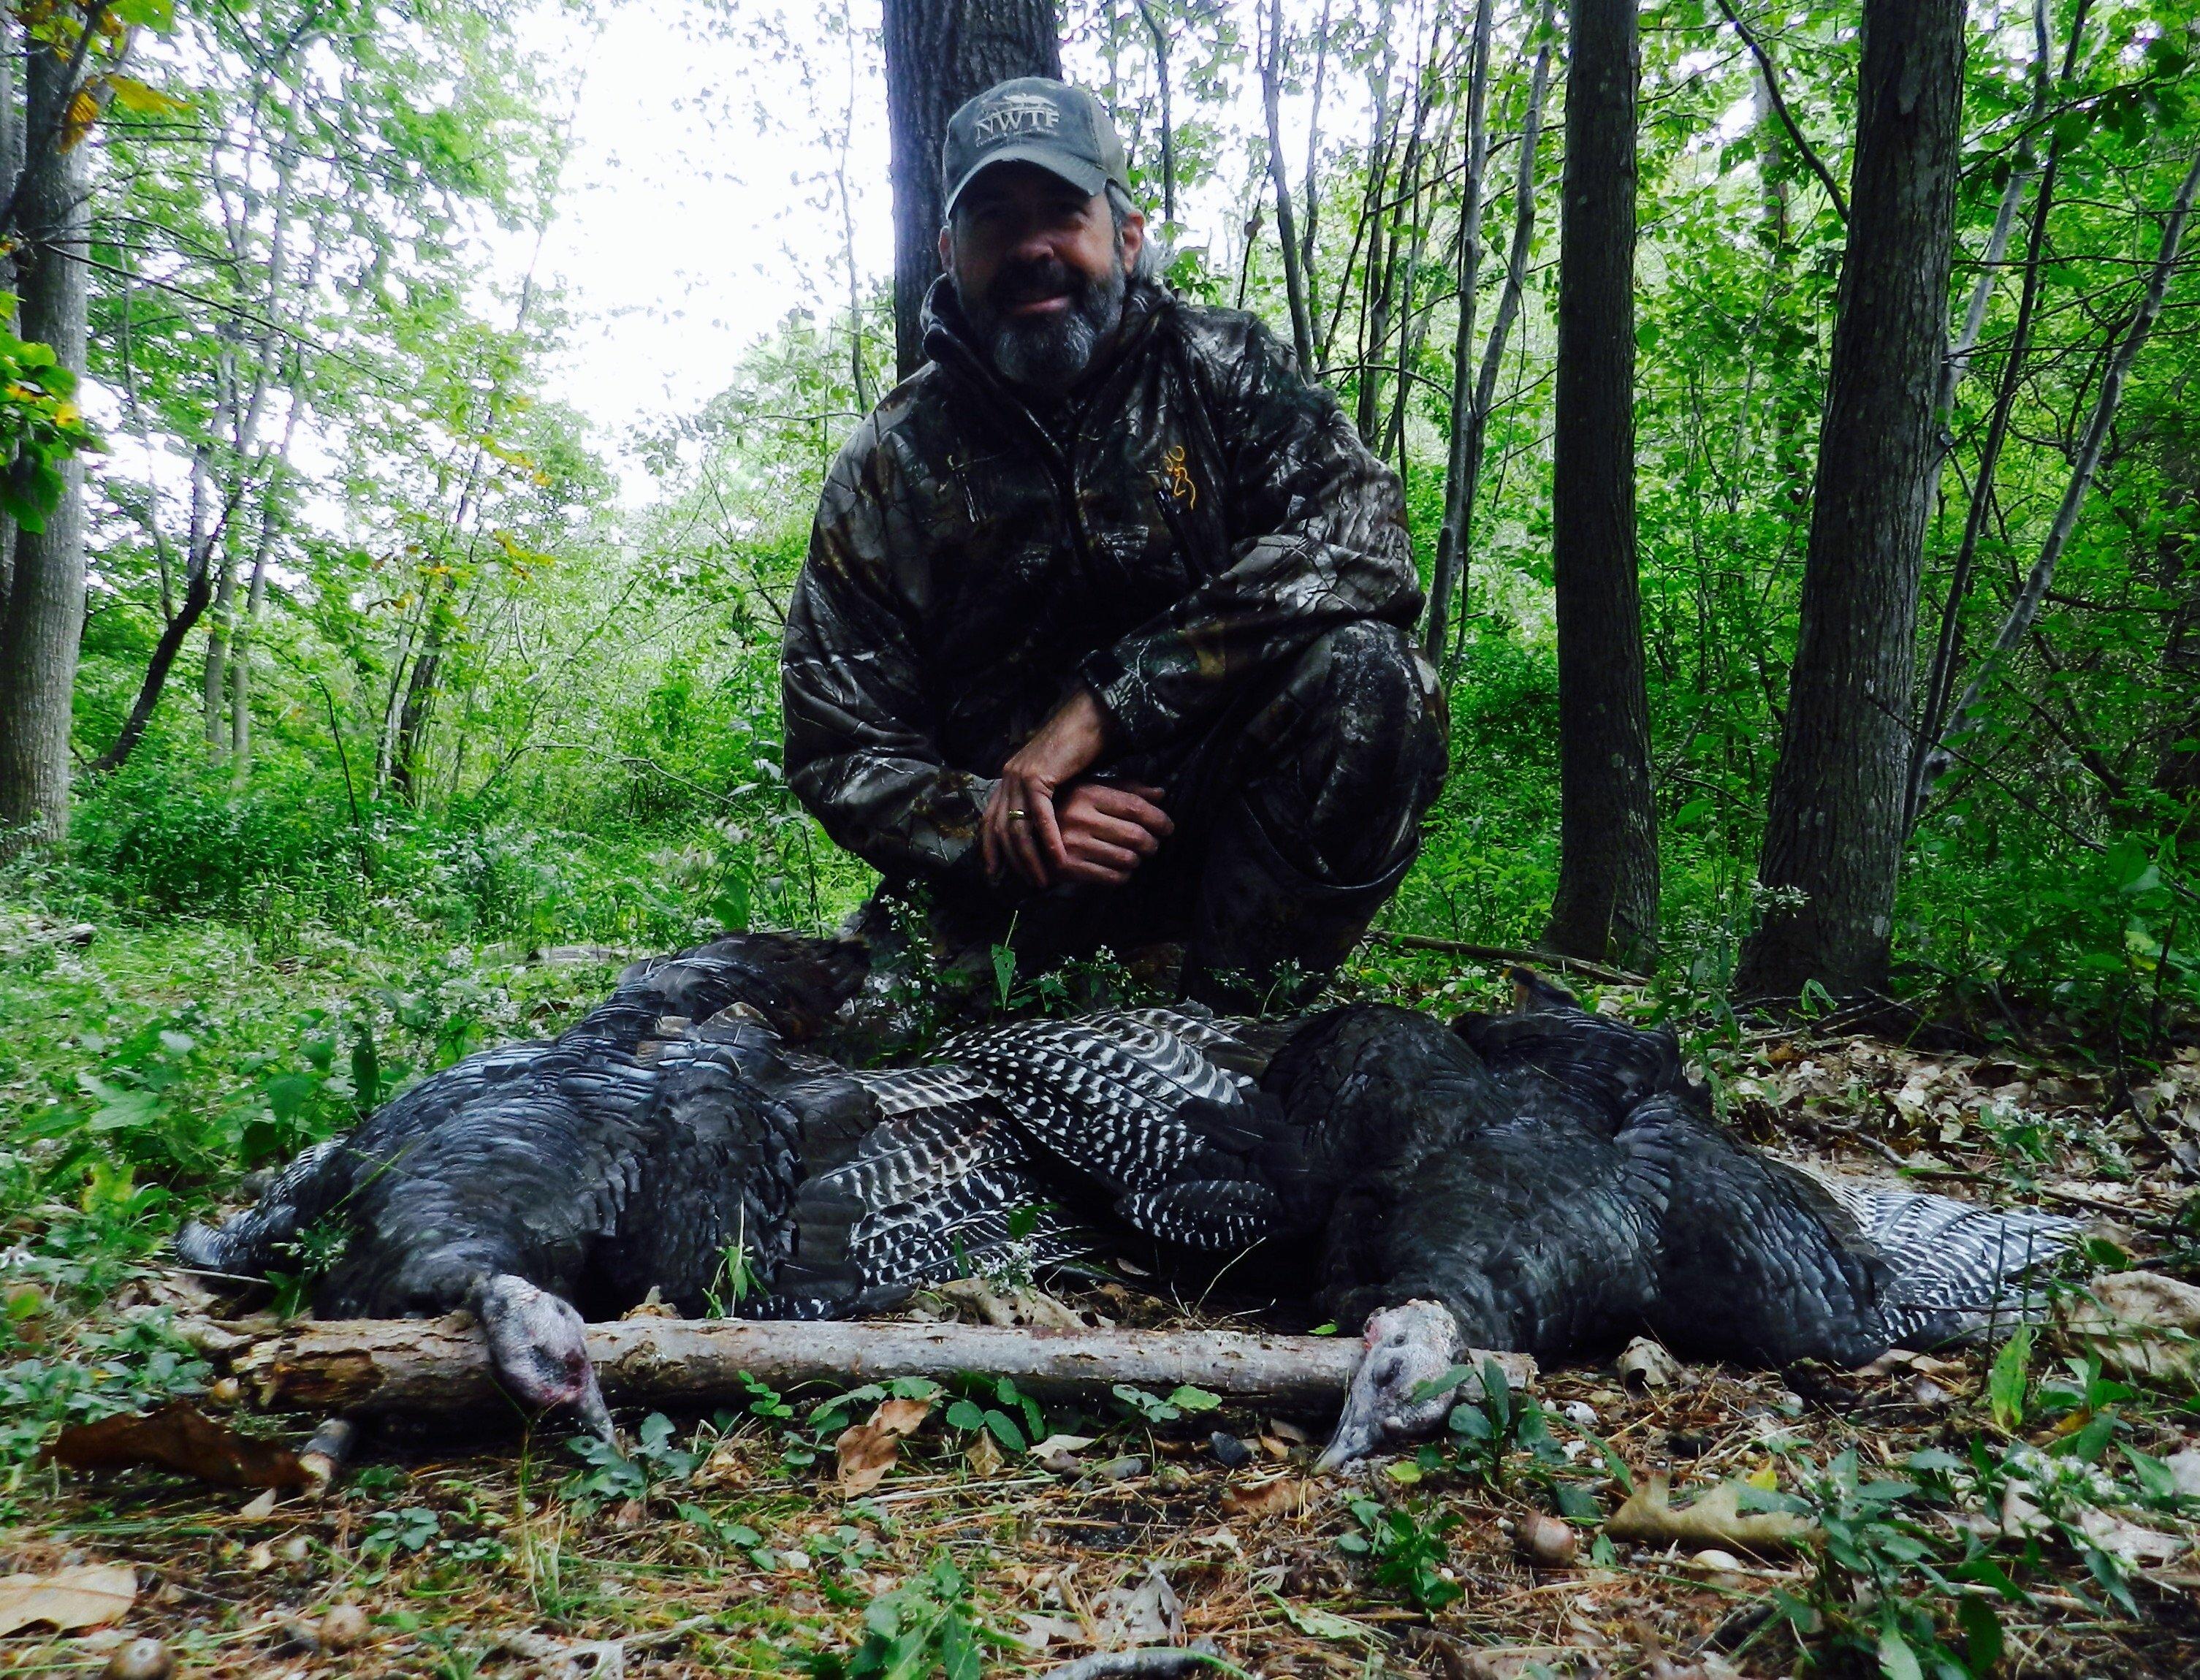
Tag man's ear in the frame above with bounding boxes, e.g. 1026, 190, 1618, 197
937, 224, 955, 275
1117, 205, 1146, 275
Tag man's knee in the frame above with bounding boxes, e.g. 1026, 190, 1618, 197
1248, 622, 1447, 882
1286, 621, 1446, 786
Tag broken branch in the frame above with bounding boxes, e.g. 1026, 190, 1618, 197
213, 1314, 1536, 1421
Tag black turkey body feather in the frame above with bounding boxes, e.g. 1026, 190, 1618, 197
175, 934, 869, 1430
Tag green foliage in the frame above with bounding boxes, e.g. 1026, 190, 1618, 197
563, 1413, 699, 1507
1336, 1497, 1463, 1611
1111, 1383, 1223, 1426
807, 1557, 994, 1680
0, 310, 97, 533
946, 1376, 1044, 1452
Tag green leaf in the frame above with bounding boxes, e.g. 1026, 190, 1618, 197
1672, 797, 1715, 828
983, 1409, 1025, 1451
1990, 1325, 2033, 1432
1408, 1363, 1478, 1405
945, 1398, 986, 1433
110, 0, 176, 28
1876, 1624, 1925, 1680
1166, 1385, 1221, 1413
1265, 1590, 1377, 1643
1957, 1597, 2003, 1680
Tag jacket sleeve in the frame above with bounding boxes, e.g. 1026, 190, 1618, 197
1076, 316, 1422, 752
781, 428, 993, 881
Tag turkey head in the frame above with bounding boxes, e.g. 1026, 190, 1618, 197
1314, 1299, 1465, 1471
471, 1274, 613, 1440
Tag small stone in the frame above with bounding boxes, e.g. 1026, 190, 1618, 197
205, 1377, 242, 1408
277, 1535, 311, 1564
1094, 1454, 1146, 1483
1209, 1432, 1252, 1469
240, 1488, 278, 1521
1152, 1461, 1191, 1492
317, 1603, 370, 1652
1515, 1512, 1578, 1568
103, 1640, 173, 1680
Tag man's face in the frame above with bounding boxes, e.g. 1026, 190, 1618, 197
941, 162, 1145, 389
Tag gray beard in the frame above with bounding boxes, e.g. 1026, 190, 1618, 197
964, 262, 1127, 391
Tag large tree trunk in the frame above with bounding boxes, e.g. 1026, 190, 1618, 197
880, 0, 1062, 382
0, 41, 90, 851
1735, 0, 1965, 1002
1543, 0, 1658, 968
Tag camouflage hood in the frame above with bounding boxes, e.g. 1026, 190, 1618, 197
781, 273, 1421, 881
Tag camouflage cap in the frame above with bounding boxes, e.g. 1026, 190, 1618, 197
942, 77, 1128, 218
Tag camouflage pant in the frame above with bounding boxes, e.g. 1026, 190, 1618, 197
900, 621, 1448, 1011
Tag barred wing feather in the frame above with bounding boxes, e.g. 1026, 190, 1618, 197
1794, 1165, 2082, 1345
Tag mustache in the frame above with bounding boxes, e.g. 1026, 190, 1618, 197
988, 258, 1085, 310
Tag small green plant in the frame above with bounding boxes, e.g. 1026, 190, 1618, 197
1433, 1357, 1564, 1489
809, 1376, 941, 1438
563, 1411, 698, 1505
807, 1556, 1000, 1680
1337, 1496, 1462, 1611
363, 1505, 442, 1554
948, 1377, 1044, 1451
1111, 1383, 1222, 1426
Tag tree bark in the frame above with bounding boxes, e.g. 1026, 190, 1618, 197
1543, 0, 1658, 968
0, 40, 90, 851
1735, 0, 1966, 1002
1260, 0, 1316, 373
880, 0, 1062, 381
1426, 0, 1556, 675
213, 1312, 1535, 1421
1423, 0, 1498, 663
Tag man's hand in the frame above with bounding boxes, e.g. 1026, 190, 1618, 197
982, 691, 1171, 889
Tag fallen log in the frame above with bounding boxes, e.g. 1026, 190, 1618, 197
216, 1315, 1535, 1421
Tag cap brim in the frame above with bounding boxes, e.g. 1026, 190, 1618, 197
943, 146, 1110, 218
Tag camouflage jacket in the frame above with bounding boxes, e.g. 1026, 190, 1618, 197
780, 276, 1421, 882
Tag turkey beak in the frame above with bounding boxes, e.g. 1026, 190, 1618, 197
1314, 1408, 1382, 1474
574, 1369, 616, 1443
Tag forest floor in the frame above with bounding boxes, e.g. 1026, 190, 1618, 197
5, 915, 2200, 1678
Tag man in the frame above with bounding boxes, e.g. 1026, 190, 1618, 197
782, 77, 1445, 1010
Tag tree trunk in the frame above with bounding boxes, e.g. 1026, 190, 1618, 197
1735, 0, 1965, 1002
880, 0, 1062, 381
0, 41, 90, 851
1543, 0, 1658, 968
1423, 0, 1497, 662
0, 45, 21, 620
1261, 0, 1316, 372
1426, 0, 1556, 673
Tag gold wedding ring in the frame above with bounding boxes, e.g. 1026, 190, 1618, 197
1007, 809, 1029, 821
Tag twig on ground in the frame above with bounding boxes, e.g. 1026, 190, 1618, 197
1363, 930, 1650, 987
1038, 1642, 1226, 1680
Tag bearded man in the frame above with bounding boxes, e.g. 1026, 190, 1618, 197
781, 79, 1446, 1011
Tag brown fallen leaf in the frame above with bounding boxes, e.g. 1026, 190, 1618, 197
1605, 1470, 1813, 1556
870, 1395, 933, 1438
836, 1424, 900, 1495
1220, 1475, 1310, 1520
47, 1403, 313, 1490
0, 1563, 137, 1637
834, 1394, 935, 1496
2056, 1271, 2200, 1386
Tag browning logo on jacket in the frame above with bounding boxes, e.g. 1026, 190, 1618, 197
780, 277, 1423, 882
